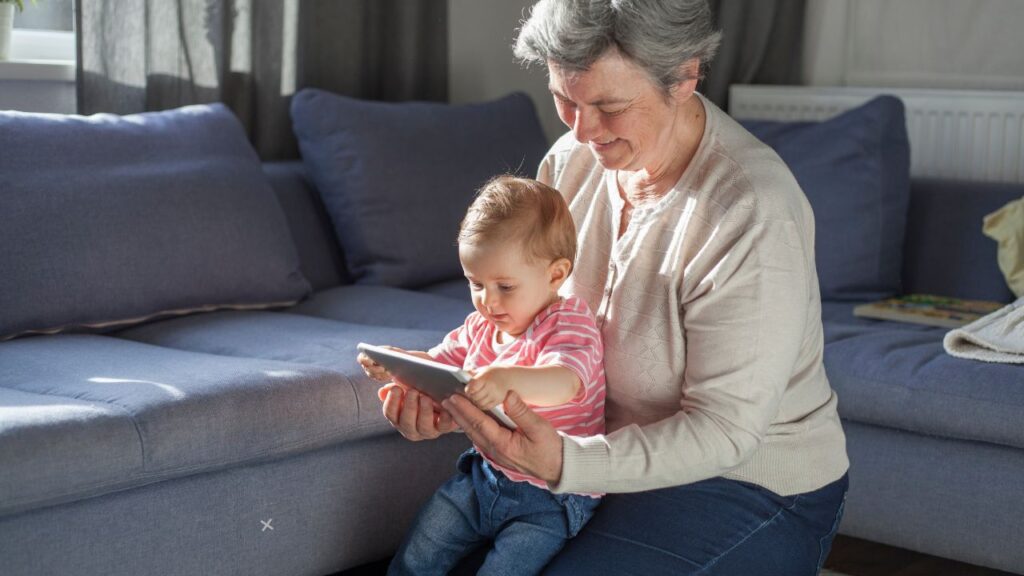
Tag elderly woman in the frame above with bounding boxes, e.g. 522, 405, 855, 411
378, 0, 849, 573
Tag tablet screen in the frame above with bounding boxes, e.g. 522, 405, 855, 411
356, 343, 517, 429
357, 343, 470, 403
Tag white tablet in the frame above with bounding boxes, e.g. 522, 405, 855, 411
357, 343, 516, 429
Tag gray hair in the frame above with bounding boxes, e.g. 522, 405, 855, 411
513, 0, 721, 95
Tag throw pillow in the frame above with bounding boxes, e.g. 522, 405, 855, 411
742, 96, 911, 301
291, 89, 549, 288
983, 196, 1024, 297
0, 104, 311, 340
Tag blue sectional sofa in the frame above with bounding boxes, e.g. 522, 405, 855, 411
2, 92, 1023, 576
825, 178, 1024, 574
742, 99, 1024, 574
0, 96, 543, 576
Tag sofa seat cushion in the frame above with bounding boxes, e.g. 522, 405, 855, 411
822, 302, 1024, 450
289, 285, 473, 331
0, 385, 140, 516
0, 335, 358, 516
117, 310, 448, 380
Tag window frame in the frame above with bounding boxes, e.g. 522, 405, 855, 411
0, 29, 75, 81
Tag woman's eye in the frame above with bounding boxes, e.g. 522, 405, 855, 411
469, 282, 483, 290
499, 285, 515, 292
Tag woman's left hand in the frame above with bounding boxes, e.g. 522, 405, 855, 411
443, 391, 564, 484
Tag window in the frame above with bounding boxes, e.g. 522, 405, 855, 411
1, 0, 75, 113
10, 0, 75, 62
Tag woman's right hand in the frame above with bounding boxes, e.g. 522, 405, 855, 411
378, 382, 458, 441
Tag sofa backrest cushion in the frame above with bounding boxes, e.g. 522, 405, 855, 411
742, 96, 911, 301
262, 161, 348, 291
0, 104, 311, 340
291, 89, 549, 288
903, 178, 1020, 303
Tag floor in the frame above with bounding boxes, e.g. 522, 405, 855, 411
336, 535, 1019, 575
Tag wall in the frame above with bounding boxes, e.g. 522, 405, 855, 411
804, 0, 1024, 90
448, 0, 564, 145
0, 66, 75, 113
451, 0, 1024, 145
13, 1, 1023, 120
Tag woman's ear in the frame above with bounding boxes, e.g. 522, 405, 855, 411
672, 58, 701, 103
548, 258, 573, 289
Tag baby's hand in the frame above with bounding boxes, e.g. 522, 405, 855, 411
464, 366, 513, 411
358, 347, 434, 383
357, 348, 396, 382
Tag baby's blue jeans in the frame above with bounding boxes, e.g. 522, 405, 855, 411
387, 448, 600, 576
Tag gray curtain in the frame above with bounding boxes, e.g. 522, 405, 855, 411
76, 0, 448, 160
701, 0, 806, 111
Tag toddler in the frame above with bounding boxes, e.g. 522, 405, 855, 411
358, 175, 605, 576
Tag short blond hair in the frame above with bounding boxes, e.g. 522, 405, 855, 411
459, 175, 577, 269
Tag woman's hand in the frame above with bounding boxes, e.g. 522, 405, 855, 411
443, 391, 564, 484
378, 382, 458, 441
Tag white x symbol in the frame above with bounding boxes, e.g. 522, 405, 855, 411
261, 519, 274, 532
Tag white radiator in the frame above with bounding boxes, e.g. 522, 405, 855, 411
728, 85, 1024, 184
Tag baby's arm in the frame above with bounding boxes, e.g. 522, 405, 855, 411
466, 365, 581, 409
356, 346, 432, 382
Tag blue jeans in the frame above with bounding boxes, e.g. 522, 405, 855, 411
542, 473, 849, 575
388, 449, 600, 576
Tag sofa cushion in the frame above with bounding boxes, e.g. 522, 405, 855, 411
116, 310, 449, 373
418, 278, 472, 302
289, 285, 473, 331
263, 161, 349, 292
903, 178, 1021, 303
0, 385, 141, 516
743, 96, 911, 301
0, 335, 354, 516
821, 303, 1024, 451
0, 105, 310, 341
291, 89, 549, 289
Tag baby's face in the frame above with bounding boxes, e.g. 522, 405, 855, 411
459, 242, 561, 338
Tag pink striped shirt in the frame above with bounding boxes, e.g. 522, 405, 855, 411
429, 295, 606, 491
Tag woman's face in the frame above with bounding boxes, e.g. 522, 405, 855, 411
548, 50, 693, 173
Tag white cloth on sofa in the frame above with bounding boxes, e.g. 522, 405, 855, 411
944, 297, 1024, 364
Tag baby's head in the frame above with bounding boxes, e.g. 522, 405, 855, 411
458, 176, 577, 336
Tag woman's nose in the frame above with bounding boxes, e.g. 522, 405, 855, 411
572, 108, 600, 144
